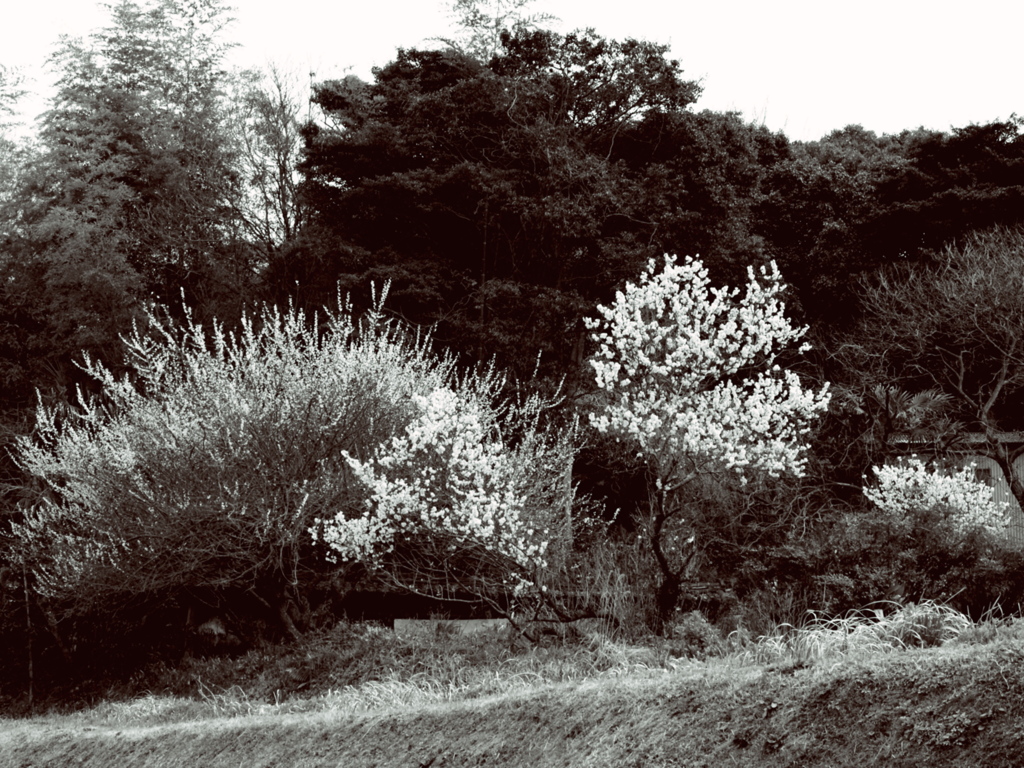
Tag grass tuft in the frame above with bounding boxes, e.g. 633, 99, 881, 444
743, 599, 974, 668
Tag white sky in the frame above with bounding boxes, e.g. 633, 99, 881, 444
3, 0, 1022, 142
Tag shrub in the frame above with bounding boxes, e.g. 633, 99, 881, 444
735, 492, 1024, 622
10, 287, 452, 633
864, 457, 1010, 539
12, 282, 576, 648
668, 611, 725, 659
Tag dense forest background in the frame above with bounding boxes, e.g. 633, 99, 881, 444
3, 0, 1024, 698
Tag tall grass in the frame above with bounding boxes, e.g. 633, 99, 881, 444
743, 600, 974, 667
537, 525, 660, 639
63, 620, 683, 726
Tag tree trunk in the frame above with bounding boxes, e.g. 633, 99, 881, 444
647, 498, 697, 635
248, 585, 304, 642
983, 439, 1024, 516
23, 566, 33, 712
654, 573, 681, 636
277, 598, 303, 643
1002, 450, 1024, 518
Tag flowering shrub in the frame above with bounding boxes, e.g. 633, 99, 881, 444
864, 457, 1010, 539
13, 283, 574, 630
12, 288, 453, 624
312, 378, 575, 609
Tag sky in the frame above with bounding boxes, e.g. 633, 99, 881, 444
2, 0, 1022, 142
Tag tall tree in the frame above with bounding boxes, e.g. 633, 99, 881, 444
229, 63, 306, 260
868, 118, 1024, 260
850, 225, 1024, 511
0, 64, 29, 237
618, 109, 789, 285
755, 119, 1024, 331
9, 0, 251, 299
288, 29, 704, 381
0, 0, 254, 409
0, 64, 36, 509
754, 125, 914, 326
439, 0, 557, 61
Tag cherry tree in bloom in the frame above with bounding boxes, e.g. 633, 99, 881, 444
586, 254, 831, 628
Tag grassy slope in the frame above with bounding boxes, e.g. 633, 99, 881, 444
4, 639, 1024, 768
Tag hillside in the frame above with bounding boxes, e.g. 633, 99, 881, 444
4, 637, 1024, 768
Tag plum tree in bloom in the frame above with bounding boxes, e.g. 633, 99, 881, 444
313, 380, 574, 615
11, 285, 455, 638
586, 254, 831, 628
13, 280, 572, 637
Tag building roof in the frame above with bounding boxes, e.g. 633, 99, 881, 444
891, 431, 1024, 447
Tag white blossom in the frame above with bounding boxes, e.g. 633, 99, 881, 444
864, 457, 1010, 538
312, 385, 561, 573
586, 254, 831, 486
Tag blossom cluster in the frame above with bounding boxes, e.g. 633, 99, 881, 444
586, 255, 831, 483
864, 457, 1010, 538
312, 386, 555, 571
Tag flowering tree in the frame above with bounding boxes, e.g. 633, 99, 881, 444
864, 457, 1009, 540
13, 281, 574, 639
586, 255, 831, 629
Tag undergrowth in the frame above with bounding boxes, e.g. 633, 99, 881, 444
61, 620, 682, 725
11, 600, 1022, 727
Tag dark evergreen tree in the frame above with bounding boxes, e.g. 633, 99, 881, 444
285, 30, 787, 383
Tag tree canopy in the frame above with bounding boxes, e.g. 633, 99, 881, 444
0, 0, 257, 412
758, 118, 1024, 329
285, 29, 718, 380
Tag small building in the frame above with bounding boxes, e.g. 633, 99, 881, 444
890, 431, 1024, 547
